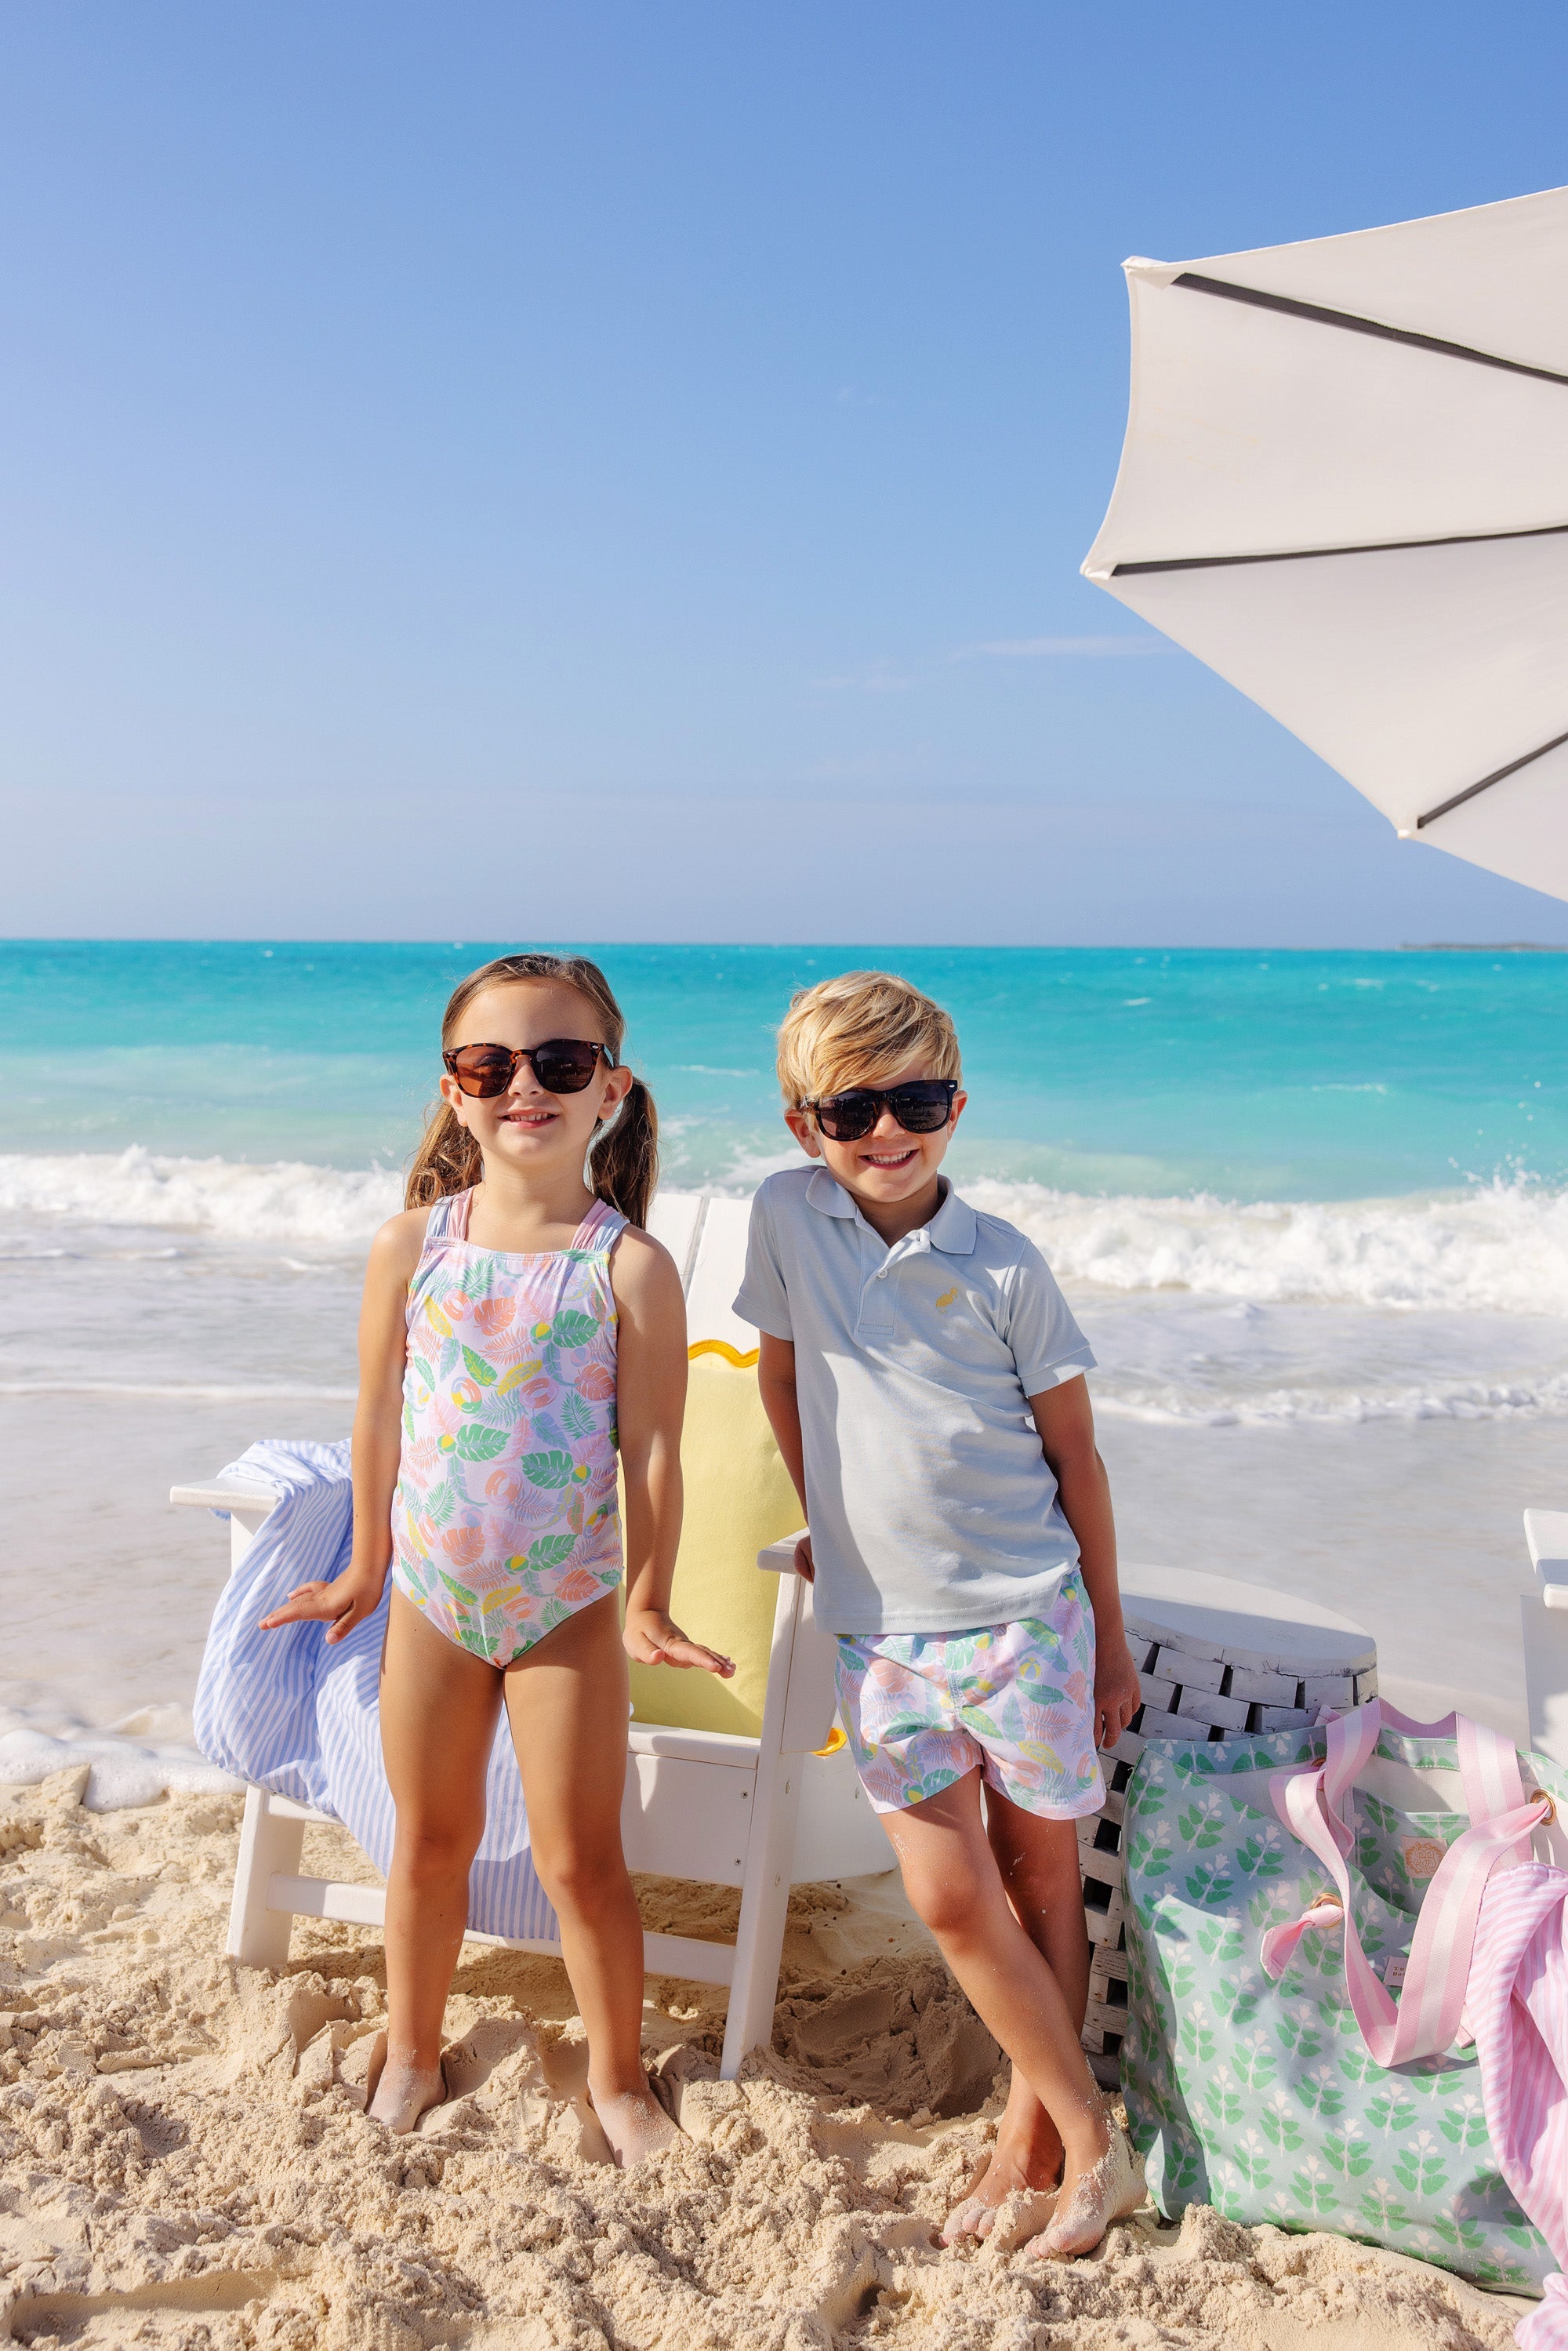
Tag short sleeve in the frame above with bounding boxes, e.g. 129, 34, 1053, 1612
733, 1185, 793, 1341
1004, 1238, 1095, 1397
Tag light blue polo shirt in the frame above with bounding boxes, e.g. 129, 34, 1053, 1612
733, 1165, 1096, 1637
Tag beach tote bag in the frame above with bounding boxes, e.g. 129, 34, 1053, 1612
1121, 1699, 1568, 2292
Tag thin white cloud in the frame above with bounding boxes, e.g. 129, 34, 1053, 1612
956, 634, 1167, 659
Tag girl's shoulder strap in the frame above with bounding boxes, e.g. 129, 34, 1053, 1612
423, 1188, 473, 1244
575, 1196, 628, 1253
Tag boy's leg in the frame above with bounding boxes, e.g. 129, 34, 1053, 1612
943, 1793, 1091, 2240
878, 1771, 1111, 2217
503, 1592, 677, 2167
375, 1587, 504, 2131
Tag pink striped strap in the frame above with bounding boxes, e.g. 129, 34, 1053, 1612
1260, 1699, 1548, 2066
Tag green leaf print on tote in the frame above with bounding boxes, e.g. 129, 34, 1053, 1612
1320, 2121, 1373, 2178
1229, 2030, 1277, 2092
1182, 1859, 1235, 1907
1125, 1821, 1173, 1877
1120, 1730, 1566, 2295
1392, 2135, 1449, 2200
1236, 1828, 1286, 1880
1203, 2069, 1246, 2131
1225, 2131, 1273, 2193
1178, 1797, 1228, 1851
1365, 2083, 1418, 2135
1437, 2095, 1491, 2153
1257, 2091, 1304, 2152
1288, 2158, 1342, 2220
1276, 2008, 1324, 2063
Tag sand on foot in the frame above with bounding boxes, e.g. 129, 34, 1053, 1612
0, 1765, 1536, 2349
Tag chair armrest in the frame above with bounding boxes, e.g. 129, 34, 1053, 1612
169, 1481, 279, 1516
757, 1532, 809, 1575
1525, 1511, 1568, 1612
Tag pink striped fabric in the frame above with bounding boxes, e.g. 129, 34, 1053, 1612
1470, 1865, 1568, 2350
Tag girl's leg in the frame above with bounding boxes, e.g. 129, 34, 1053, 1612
503, 1592, 676, 2167
879, 1771, 1112, 2233
943, 1792, 1092, 2240
372, 1588, 504, 2131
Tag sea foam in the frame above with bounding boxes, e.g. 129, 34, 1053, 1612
0, 1147, 402, 1245
967, 1177, 1568, 1318
5, 1150, 1568, 1317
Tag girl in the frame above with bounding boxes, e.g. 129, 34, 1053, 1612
261, 951, 731, 2160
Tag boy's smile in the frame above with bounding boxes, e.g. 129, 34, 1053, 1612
785, 1059, 967, 1246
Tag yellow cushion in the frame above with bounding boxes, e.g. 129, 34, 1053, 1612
625, 1343, 804, 1739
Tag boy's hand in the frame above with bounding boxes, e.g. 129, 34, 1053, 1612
624, 1607, 735, 1678
1094, 1634, 1144, 1751
793, 1533, 815, 1583
259, 1568, 386, 1644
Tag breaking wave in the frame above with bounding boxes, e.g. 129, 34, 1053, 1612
3, 1151, 1567, 1317
967, 1177, 1568, 1317
0, 1148, 402, 1245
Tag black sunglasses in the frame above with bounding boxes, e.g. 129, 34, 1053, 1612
443, 1039, 615, 1099
808, 1078, 958, 1143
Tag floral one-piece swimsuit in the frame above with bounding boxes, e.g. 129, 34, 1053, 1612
389, 1189, 626, 1663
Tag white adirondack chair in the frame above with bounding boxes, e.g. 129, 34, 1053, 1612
1522, 1511, 1568, 1771
171, 1192, 888, 2080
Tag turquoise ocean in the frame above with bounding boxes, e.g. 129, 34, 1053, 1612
2, 939, 1566, 1797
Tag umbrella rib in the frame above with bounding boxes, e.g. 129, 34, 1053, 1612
1113, 521, 1568, 576
1174, 272, 1568, 388
1417, 729, 1568, 830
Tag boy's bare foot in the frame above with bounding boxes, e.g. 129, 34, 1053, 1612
364, 2033, 448, 2135
1031, 2124, 1145, 2261
942, 2094, 1065, 2243
590, 2080, 682, 2167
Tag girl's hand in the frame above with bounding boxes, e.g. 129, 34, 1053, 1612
623, 1607, 735, 1678
259, 1571, 386, 1645
1094, 1634, 1144, 1751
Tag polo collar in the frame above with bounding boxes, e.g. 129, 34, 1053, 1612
805, 1168, 977, 1254
927, 1184, 978, 1255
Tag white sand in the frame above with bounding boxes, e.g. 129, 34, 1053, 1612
0, 1767, 1534, 2349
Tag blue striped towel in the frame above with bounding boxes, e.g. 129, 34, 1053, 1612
191, 1439, 557, 1946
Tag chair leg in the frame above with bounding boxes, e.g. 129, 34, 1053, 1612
719, 1753, 803, 2080
228, 1787, 305, 1968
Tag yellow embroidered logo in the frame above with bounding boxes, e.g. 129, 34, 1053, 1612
935, 1285, 959, 1311
1403, 1836, 1447, 1880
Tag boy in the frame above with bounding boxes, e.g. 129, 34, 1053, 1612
734, 970, 1145, 2258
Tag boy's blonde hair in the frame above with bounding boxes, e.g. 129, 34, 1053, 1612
777, 970, 962, 1106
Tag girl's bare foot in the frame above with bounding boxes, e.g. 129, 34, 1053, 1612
1031, 2124, 1145, 2261
942, 2109, 1064, 2243
364, 2032, 448, 2135
590, 2080, 682, 2167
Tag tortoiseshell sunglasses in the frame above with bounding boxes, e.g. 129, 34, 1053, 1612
443, 1040, 614, 1099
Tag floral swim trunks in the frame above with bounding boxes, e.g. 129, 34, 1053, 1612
834, 1571, 1105, 1817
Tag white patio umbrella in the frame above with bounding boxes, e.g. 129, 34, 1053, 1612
1082, 184, 1568, 903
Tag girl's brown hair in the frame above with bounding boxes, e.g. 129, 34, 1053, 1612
405, 953, 659, 1228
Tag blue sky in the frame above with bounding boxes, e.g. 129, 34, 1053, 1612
5, 2, 1568, 945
